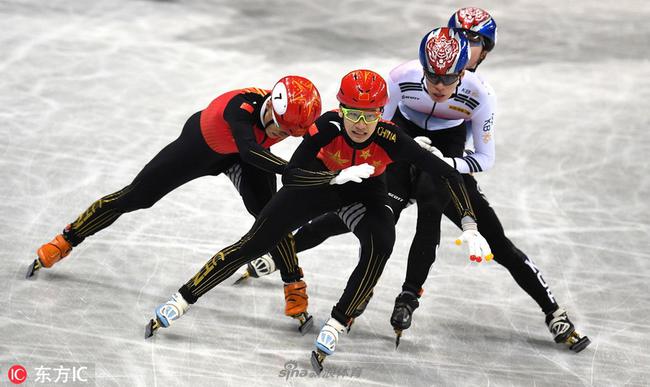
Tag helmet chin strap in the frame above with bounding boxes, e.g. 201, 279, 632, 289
450, 77, 463, 98
470, 49, 489, 71
261, 97, 276, 128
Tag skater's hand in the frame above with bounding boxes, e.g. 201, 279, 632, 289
330, 163, 375, 185
456, 216, 493, 263
414, 136, 453, 167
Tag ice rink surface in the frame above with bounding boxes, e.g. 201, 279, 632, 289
1, 0, 650, 386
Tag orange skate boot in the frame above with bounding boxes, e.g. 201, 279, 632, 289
26, 233, 72, 278
284, 280, 313, 334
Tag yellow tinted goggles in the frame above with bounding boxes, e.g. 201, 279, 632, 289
340, 106, 382, 124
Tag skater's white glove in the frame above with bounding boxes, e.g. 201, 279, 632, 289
414, 136, 454, 167
330, 163, 375, 185
456, 216, 493, 263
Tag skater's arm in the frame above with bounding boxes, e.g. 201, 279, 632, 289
224, 96, 288, 174
282, 130, 338, 187
453, 89, 497, 174
388, 125, 492, 260
282, 115, 341, 187
388, 125, 476, 220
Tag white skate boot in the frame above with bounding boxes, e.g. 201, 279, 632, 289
145, 292, 190, 338
311, 318, 346, 374
233, 254, 277, 285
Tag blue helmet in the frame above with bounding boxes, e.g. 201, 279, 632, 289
448, 7, 497, 52
419, 27, 470, 76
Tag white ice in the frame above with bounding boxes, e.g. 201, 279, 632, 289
1, 0, 650, 386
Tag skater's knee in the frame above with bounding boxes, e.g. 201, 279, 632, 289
242, 198, 267, 217
104, 184, 157, 213
375, 224, 395, 252
375, 237, 394, 257
307, 222, 335, 241
358, 230, 393, 258
491, 243, 527, 267
118, 197, 155, 212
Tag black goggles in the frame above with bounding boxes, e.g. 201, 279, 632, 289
461, 29, 483, 45
461, 29, 494, 52
424, 70, 460, 86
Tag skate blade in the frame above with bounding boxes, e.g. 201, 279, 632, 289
25, 259, 42, 279
568, 333, 591, 353
232, 271, 250, 285
295, 313, 314, 335
346, 318, 355, 334
394, 329, 403, 349
144, 318, 160, 339
310, 350, 325, 375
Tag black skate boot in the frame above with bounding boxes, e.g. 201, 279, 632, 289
545, 307, 591, 352
347, 291, 374, 333
390, 291, 419, 348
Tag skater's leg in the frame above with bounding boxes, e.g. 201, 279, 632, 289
331, 204, 396, 325
179, 186, 339, 305
232, 163, 306, 329
242, 161, 413, 281
391, 172, 449, 340
148, 186, 341, 337
443, 175, 558, 314
385, 160, 417, 224
443, 175, 590, 350
236, 212, 349, 283
66, 112, 224, 243
293, 213, 351, 253
402, 172, 449, 294
231, 162, 302, 282
314, 204, 395, 358
32, 112, 229, 272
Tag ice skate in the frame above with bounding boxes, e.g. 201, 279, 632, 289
546, 307, 591, 352
284, 280, 313, 334
145, 292, 190, 339
26, 233, 73, 279
347, 291, 374, 333
390, 291, 419, 348
233, 254, 276, 285
311, 318, 346, 374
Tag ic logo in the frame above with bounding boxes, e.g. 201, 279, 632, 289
8, 364, 27, 384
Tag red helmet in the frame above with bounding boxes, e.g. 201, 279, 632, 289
271, 75, 322, 136
336, 69, 388, 109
